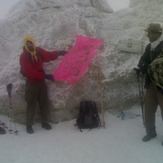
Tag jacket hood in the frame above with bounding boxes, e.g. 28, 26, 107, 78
23, 35, 37, 61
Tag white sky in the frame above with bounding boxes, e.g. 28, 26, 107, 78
0, 0, 130, 20
108, 0, 129, 11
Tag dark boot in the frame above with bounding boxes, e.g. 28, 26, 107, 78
26, 125, 34, 134
0, 126, 6, 135
42, 123, 52, 130
142, 134, 157, 142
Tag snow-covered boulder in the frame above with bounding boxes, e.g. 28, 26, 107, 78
0, 0, 163, 124
90, 0, 113, 13
129, 0, 163, 7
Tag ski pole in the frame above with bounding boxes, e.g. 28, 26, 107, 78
96, 66, 105, 128
138, 73, 145, 126
100, 80, 105, 128
6, 83, 19, 135
134, 68, 145, 125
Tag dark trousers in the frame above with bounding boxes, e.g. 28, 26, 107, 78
25, 80, 49, 126
144, 83, 163, 135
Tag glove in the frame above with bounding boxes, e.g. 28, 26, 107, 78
133, 67, 142, 74
44, 74, 55, 81
134, 66, 147, 74
58, 50, 68, 56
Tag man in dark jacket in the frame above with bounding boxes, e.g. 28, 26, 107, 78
136, 23, 163, 142
20, 35, 67, 134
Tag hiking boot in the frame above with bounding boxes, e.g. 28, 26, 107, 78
142, 134, 157, 142
0, 126, 6, 135
42, 123, 52, 130
26, 125, 34, 134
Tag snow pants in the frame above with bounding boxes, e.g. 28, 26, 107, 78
144, 83, 163, 135
25, 80, 49, 126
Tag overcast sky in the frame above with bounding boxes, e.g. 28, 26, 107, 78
0, 0, 129, 20
108, 0, 129, 11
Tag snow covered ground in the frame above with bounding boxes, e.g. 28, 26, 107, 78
0, 105, 163, 163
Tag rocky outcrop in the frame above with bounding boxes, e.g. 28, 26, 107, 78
0, 0, 163, 123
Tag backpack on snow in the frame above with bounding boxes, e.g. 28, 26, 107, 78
76, 101, 101, 131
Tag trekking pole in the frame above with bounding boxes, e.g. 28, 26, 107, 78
138, 73, 145, 126
134, 68, 145, 125
96, 66, 105, 128
90, 64, 105, 128
100, 80, 105, 128
6, 83, 19, 135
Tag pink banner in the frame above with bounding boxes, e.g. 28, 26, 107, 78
53, 35, 103, 83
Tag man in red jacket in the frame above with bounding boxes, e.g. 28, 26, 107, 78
20, 35, 67, 134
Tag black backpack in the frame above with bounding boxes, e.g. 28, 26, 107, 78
76, 101, 101, 131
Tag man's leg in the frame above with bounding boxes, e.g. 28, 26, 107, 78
25, 82, 39, 133
143, 84, 157, 141
157, 89, 163, 145
38, 81, 52, 130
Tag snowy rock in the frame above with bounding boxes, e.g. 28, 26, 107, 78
0, 0, 163, 123
129, 0, 163, 7
90, 0, 113, 13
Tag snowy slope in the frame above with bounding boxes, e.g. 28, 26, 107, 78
0, 106, 163, 163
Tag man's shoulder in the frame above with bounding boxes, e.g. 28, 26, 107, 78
145, 43, 151, 50
36, 47, 45, 54
159, 40, 163, 45
156, 40, 163, 49
20, 50, 29, 61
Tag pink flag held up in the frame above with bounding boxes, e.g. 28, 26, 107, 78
53, 35, 103, 83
